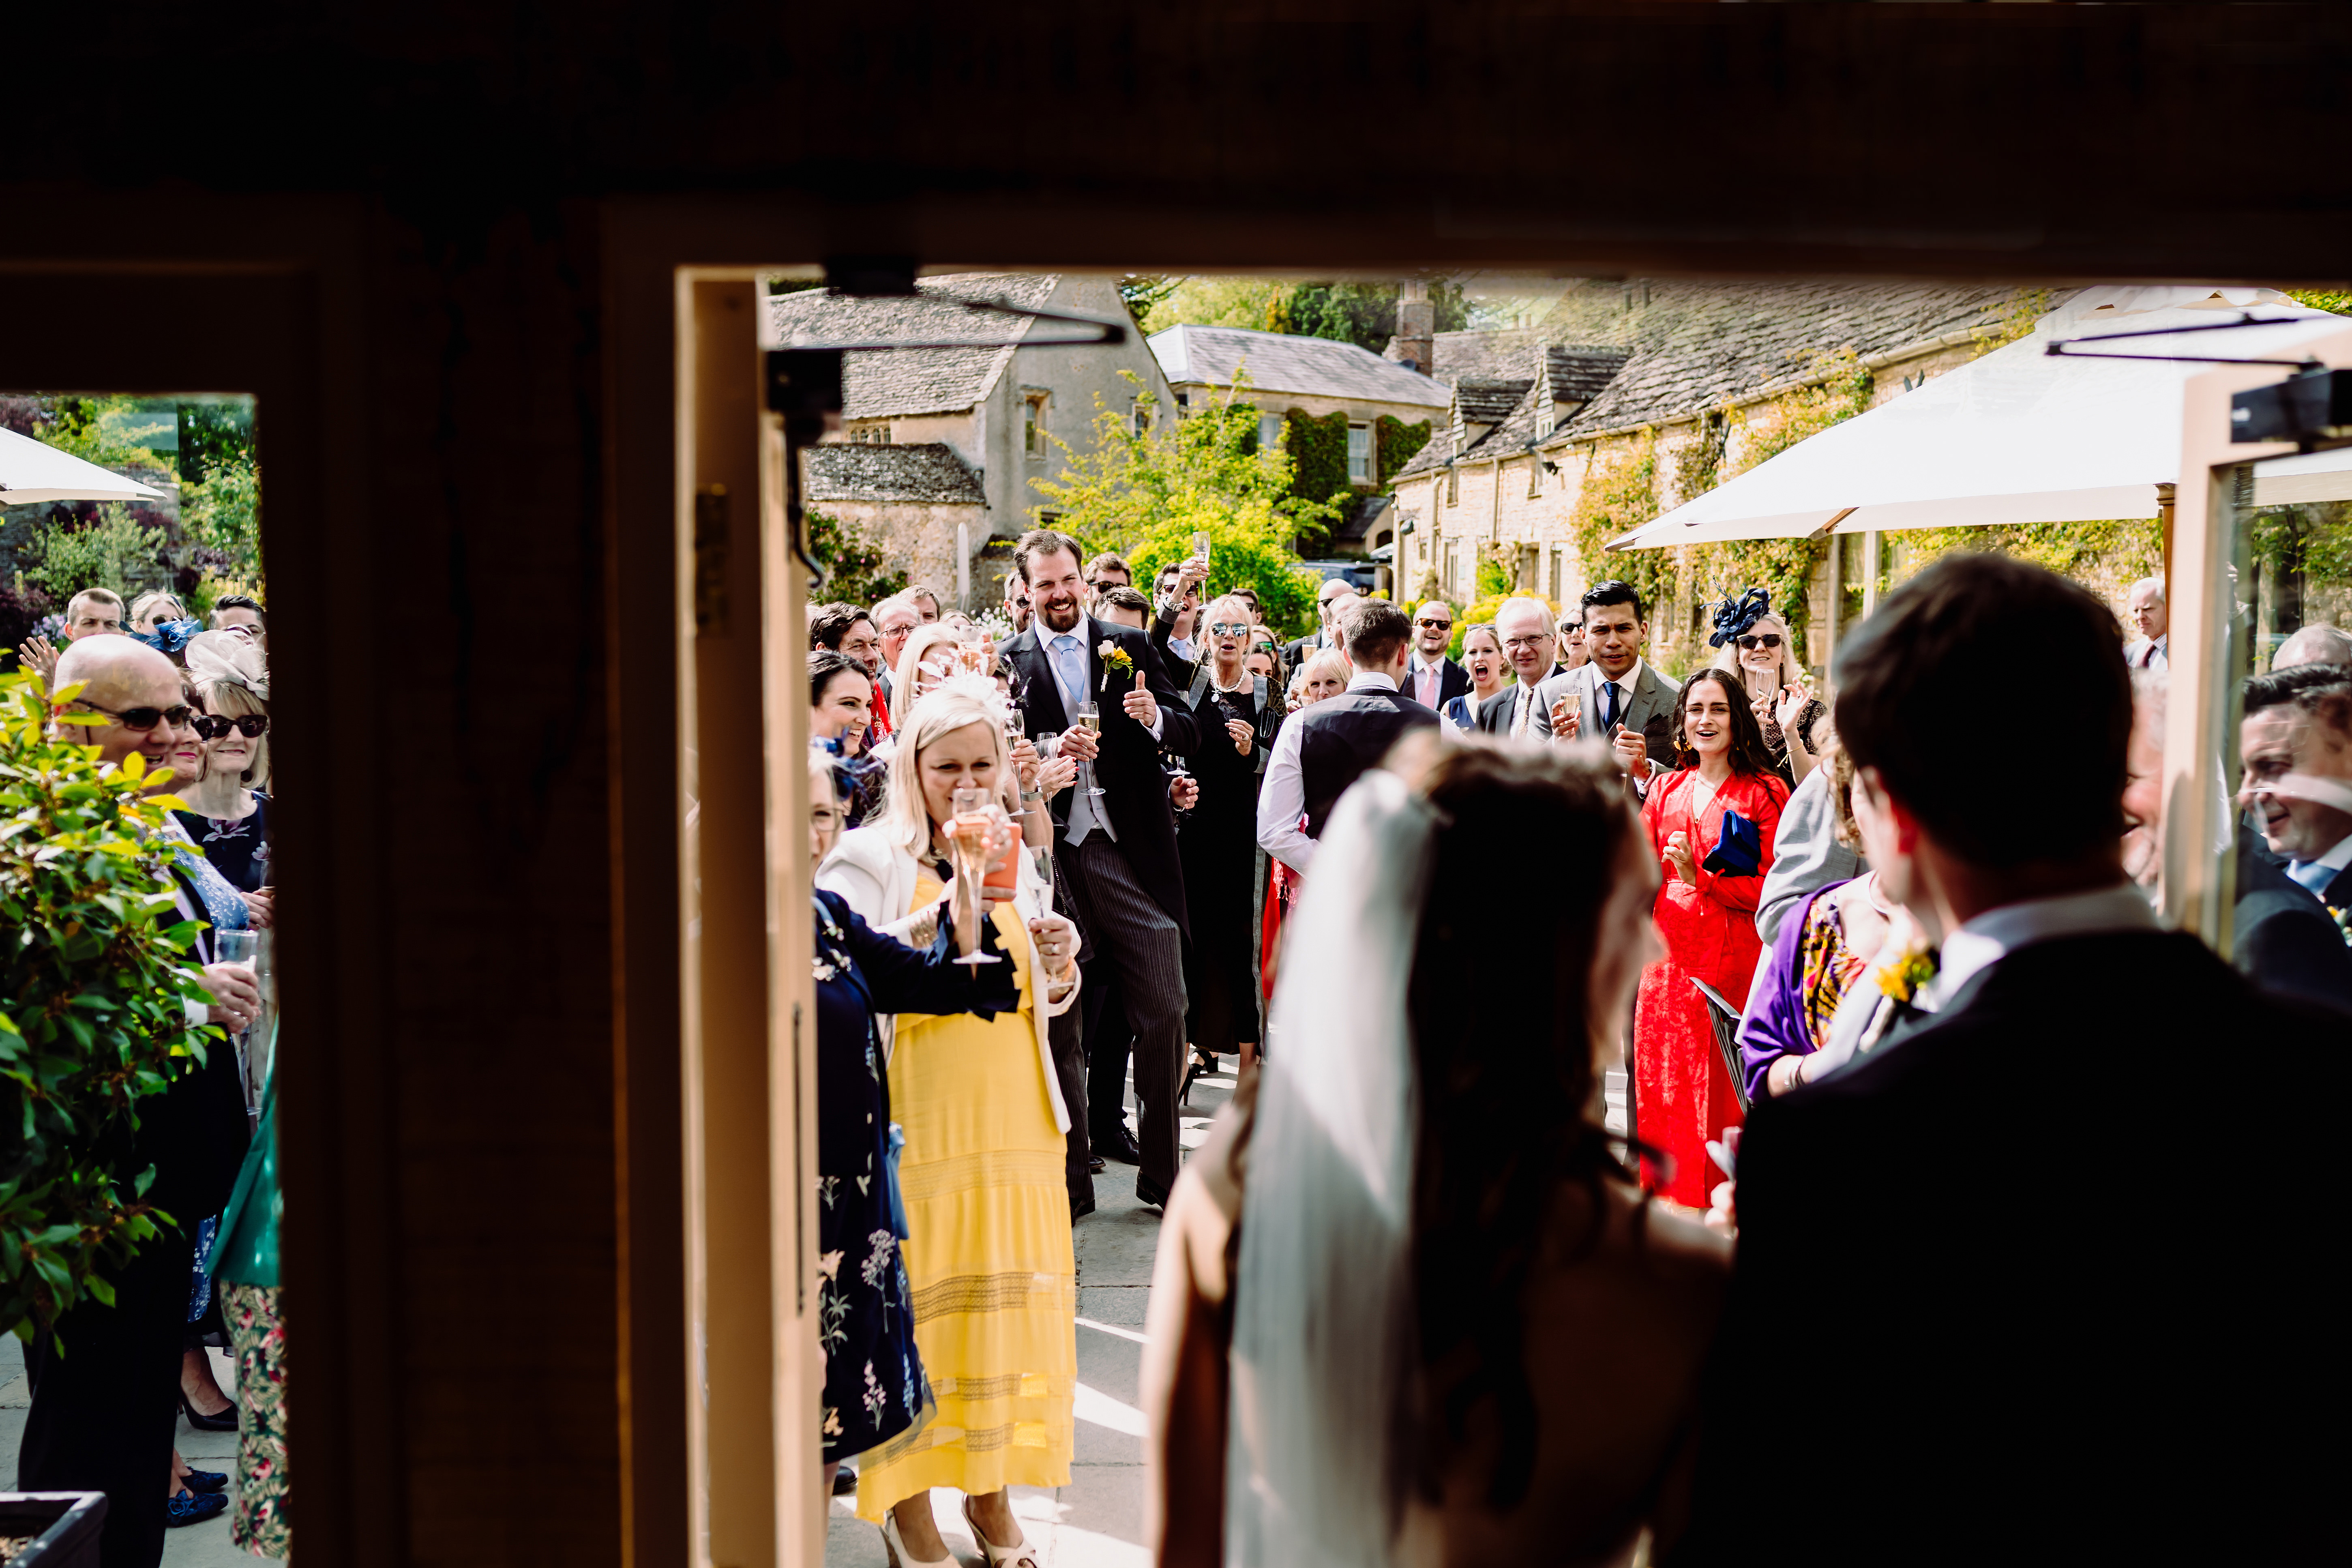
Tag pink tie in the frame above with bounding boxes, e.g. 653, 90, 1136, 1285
1419, 667, 1437, 706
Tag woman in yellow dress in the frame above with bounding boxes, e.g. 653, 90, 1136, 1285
819, 680, 1083, 1568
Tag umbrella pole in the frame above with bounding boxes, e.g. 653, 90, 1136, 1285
2158, 482, 2177, 607
1862, 531, 1883, 620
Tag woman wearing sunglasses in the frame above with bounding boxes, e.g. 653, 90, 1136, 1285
1712, 594, 1827, 788
174, 631, 275, 893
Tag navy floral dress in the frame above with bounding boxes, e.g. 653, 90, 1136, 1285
813, 888, 1016, 1461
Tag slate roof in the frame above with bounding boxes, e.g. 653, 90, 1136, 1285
1453, 377, 1532, 425
1547, 345, 1635, 403
1540, 279, 2039, 442
1428, 326, 1548, 384
1149, 324, 1451, 410
768, 273, 1061, 419
801, 442, 986, 506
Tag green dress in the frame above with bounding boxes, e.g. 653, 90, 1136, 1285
213, 1042, 288, 1557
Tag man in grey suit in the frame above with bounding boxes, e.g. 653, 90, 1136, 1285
1474, 596, 1574, 738
1533, 581, 1682, 790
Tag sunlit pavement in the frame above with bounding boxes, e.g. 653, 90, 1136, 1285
824, 1058, 1236, 1567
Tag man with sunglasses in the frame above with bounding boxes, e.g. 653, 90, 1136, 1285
1404, 599, 1469, 712
18, 634, 264, 1568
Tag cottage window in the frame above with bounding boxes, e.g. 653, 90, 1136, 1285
1025, 393, 1050, 456
1257, 412, 1283, 452
1130, 397, 1153, 435
1446, 467, 1458, 507
848, 421, 891, 444
1527, 457, 1542, 498
1347, 423, 1372, 485
1443, 540, 1462, 596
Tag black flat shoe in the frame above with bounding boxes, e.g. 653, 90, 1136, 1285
1087, 1154, 1106, 1174
831, 1463, 859, 1495
180, 1391, 239, 1433
180, 1467, 229, 1494
1095, 1126, 1143, 1165
1134, 1179, 1168, 1211
1070, 1195, 1096, 1221
166, 1489, 229, 1527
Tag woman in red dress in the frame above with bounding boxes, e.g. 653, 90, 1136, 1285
1634, 668, 1789, 1207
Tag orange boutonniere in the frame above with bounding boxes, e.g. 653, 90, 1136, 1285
2328, 904, 2352, 949
1098, 641, 1134, 684
1875, 941, 1940, 1005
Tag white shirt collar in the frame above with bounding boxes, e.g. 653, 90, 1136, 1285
1047, 614, 1096, 649
2293, 832, 2352, 876
1409, 648, 1446, 674
1918, 882, 2160, 1012
1595, 657, 1644, 693
1348, 671, 1400, 693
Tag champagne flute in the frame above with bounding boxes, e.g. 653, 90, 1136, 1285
1190, 530, 1211, 570
947, 782, 1006, 966
216, 929, 261, 1102
1073, 699, 1106, 797
1030, 845, 1057, 919
1550, 689, 1582, 738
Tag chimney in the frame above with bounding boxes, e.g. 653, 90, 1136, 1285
1386, 278, 1435, 375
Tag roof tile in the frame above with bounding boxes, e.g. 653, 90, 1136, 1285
801, 442, 986, 506
767, 273, 1061, 419
1149, 324, 1451, 410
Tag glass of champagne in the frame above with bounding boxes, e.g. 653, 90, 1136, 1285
215, 929, 261, 1094
1190, 530, 1211, 570
947, 782, 1006, 966
1031, 845, 1057, 919
1073, 699, 1106, 797
1551, 689, 1582, 739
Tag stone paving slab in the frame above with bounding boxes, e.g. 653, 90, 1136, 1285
826, 1064, 1236, 1566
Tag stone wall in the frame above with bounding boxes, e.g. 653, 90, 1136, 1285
820, 497, 990, 603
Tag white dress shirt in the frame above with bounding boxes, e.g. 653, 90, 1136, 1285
2125, 634, 2169, 670
1257, 670, 1397, 875
1585, 658, 1649, 736
2286, 831, 2352, 897
1914, 882, 2161, 1014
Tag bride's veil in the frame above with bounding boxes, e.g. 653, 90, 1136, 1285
1226, 768, 1435, 1568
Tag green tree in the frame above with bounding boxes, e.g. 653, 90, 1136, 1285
21, 506, 168, 605
1033, 373, 1337, 637
1139, 277, 1473, 352
1, 671, 217, 1345
181, 456, 261, 588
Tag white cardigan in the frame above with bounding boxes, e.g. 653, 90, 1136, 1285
817, 824, 1076, 1134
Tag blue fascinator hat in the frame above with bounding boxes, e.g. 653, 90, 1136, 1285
1706, 588, 1771, 650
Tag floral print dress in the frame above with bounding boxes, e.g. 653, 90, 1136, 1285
811, 889, 1014, 1461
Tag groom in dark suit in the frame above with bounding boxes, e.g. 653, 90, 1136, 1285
1674, 556, 2339, 1567
1001, 530, 1199, 1208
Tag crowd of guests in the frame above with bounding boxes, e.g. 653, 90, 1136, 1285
801, 539, 2352, 1566
11, 586, 285, 1566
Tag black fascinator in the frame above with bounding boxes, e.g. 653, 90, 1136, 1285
1707, 588, 1771, 649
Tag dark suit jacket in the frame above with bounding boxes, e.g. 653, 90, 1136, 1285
1674, 931, 2339, 1566
2235, 830, 2352, 1016
1000, 617, 1199, 937
1293, 687, 1442, 839
1400, 654, 1470, 713
1281, 629, 1335, 678
133, 865, 251, 1229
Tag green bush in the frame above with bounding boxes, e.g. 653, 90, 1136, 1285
807, 508, 909, 607
20, 506, 167, 606
1376, 417, 1433, 487
0, 671, 215, 1346
1283, 408, 1352, 513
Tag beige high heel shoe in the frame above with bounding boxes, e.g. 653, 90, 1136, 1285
961, 1495, 1042, 1568
880, 1510, 956, 1568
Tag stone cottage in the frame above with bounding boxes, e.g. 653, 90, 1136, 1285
1149, 322, 1449, 563
768, 273, 1174, 603
1389, 278, 2040, 671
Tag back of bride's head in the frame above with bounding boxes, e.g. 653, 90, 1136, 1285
1405, 739, 1658, 1508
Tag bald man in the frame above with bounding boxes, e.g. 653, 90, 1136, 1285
2275, 622, 2352, 670
18, 636, 262, 1568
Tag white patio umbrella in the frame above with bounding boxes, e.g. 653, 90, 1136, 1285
1610, 285, 2349, 550
0, 426, 168, 507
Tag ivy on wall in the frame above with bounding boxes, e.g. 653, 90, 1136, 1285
1376, 417, 1432, 487
1568, 428, 1672, 623
1283, 408, 1352, 508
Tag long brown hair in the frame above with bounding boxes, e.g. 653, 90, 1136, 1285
1669, 667, 1775, 775
1404, 742, 1647, 1511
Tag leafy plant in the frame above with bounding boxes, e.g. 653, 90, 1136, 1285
1137, 277, 1473, 352
1282, 408, 1354, 524
0, 671, 215, 1346
180, 455, 262, 590
1376, 417, 1433, 487
1033, 372, 1334, 637
20, 506, 169, 606
806, 508, 909, 607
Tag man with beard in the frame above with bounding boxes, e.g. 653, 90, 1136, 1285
999, 530, 1198, 1208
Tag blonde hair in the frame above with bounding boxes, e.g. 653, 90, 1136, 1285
1713, 610, 1804, 694
1299, 648, 1351, 702
876, 680, 1012, 860
195, 675, 271, 790
130, 590, 188, 630
892, 623, 967, 707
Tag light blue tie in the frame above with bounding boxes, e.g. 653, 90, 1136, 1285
2288, 859, 2335, 897
1050, 634, 1113, 845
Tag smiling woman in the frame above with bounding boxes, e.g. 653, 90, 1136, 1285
1632, 669, 1790, 1208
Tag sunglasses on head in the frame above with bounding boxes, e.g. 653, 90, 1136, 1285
1735, 633, 1784, 650
193, 713, 271, 741
73, 699, 193, 730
